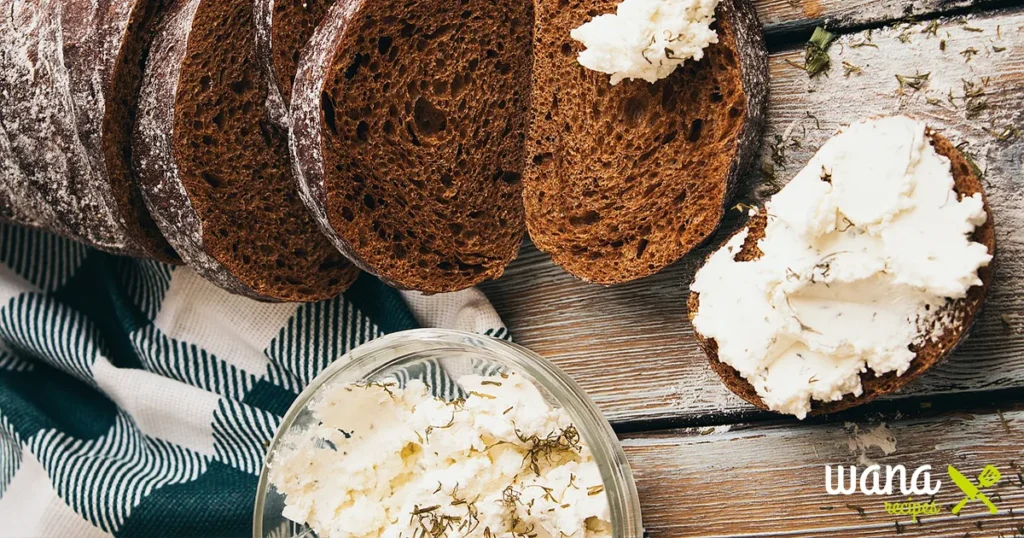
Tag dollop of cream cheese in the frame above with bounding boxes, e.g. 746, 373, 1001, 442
690, 116, 991, 419
269, 373, 612, 538
570, 0, 720, 85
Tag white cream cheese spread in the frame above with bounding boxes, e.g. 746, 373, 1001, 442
570, 0, 720, 85
269, 373, 612, 538
690, 116, 991, 419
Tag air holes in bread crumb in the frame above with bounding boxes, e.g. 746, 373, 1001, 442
532, 153, 553, 165
229, 78, 251, 94
687, 119, 704, 142
321, 92, 338, 135
451, 73, 468, 97
393, 242, 407, 259
344, 53, 369, 79
624, 94, 649, 127
502, 171, 521, 184
636, 239, 649, 259
413, 96, 447, 136
569, 210, 601, 227
201, 171, 224, 187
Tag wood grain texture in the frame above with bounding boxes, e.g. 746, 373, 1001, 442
621, 406, 1024, 537
480, 8, 1024, 426
754, 0, 1009, 38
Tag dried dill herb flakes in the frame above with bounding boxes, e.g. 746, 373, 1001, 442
895, 72, 930, 92
804, 27, 837, 77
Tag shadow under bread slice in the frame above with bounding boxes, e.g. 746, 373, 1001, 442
290, 0, 533, 293
688, 130, 996, 417
522, 0, 768, 285
134, 0, 358, 302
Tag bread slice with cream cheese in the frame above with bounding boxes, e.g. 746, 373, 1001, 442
522, 0, 768, 284
688, 128, 995, 416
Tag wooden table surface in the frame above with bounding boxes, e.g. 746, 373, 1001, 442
482, 1, 1024, 536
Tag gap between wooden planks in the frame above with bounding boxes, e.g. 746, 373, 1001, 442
481, 7, 1024, 426
620, 405, 1024, 537
755, 0, 1012, 39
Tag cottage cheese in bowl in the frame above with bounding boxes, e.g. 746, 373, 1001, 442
254, 330, 642, 538
269, 374, 612, 538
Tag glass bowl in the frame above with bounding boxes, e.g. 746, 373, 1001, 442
253, 328, 643, 538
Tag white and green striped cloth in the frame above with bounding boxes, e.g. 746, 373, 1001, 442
0, 223, 509, 537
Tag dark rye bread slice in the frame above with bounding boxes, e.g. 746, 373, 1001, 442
290, 0, 533, 293
523, 0, 768, 285
61, 0, 178, 262
687, 131, 997, 416
254, 0, 335, 127
133, 0, 358, 302
0, 0, 171, 259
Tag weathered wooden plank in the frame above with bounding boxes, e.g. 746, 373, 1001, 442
754, 0, 1008, 39
621, 406, 1024, 537
481, 9, 1024, 425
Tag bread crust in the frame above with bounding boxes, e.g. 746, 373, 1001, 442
289, 0, 365, 279
134, 0, 358, 301
62, 0, 179, 262
0, 0, 173, 259
290, 0, 532, 293
255, 0, 336, 129
522, 0, 769, 285
688, 131, 996, 416
723, 0, 770, 217
134, 0, 241, 289
254, 0, 289, 128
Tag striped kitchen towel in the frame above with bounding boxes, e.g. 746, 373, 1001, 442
0, 223, 509, 538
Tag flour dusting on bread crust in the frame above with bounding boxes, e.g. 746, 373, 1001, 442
0, 0, 168, 258
255, 0, 337, 128
135, 0, 357, 301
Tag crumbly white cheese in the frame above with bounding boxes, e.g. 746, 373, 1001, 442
269, 373, 612, 538
570, 0, 720, 85
690, 116, 992, 419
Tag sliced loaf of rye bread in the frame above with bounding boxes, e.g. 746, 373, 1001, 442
0, 0, 173, 259
133, 0, 358, 301
688, 132, 996, 416
255, 0, 335, 127
290, 0, 534, 293
60, 0, 178, 262
523, 0, 768, 284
